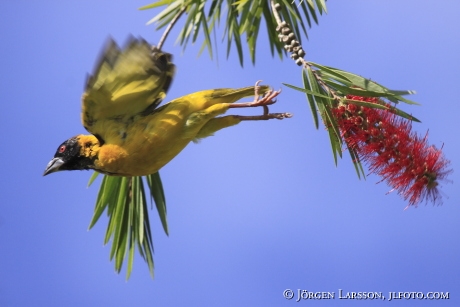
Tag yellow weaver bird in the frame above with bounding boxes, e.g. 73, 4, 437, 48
43, 38, 292, 177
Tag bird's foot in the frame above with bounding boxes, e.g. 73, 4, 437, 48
228, 81, 291, 120
229, 80, 281, 109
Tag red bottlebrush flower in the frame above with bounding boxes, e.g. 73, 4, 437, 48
332, 95, 451, 207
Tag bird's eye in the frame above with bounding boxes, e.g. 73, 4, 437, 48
59, 145, 66, 153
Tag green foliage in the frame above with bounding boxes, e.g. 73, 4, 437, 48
88, 172, 167, 279
140, 0, 327, 64
284, 63, 419, 178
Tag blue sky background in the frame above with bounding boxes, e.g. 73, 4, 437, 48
1, 1, 459, 306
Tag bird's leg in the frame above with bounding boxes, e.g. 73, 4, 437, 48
229, 81, 281, 109
195, 111, 291, 140
233, 112, 292, 121
228, 81, 292, 120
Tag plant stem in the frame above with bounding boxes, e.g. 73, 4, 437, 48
156, 6, 186, 50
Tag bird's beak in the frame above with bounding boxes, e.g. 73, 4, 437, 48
43, 157, 65, 176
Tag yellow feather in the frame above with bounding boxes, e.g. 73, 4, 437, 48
92, 86, 270, 176
46, 38, 287, 177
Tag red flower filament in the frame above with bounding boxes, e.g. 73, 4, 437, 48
332, 95, 451, 207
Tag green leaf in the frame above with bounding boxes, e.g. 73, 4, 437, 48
262, 3, 284, 59
87, 174, 157, 278
200, 10, 213, 57
110, 177, 129, 260
283, 82, 331, 100
195, 2, 208, 41
312, 62, 420, 105
313, 63, 353, 84
388, 95, 419, 105
139, 0, 174, 11
304, 66, 342, 164
346, 99, 421, 122
145, 0, 182, 26
320, 92, 342, 164
137, 177, 155, 278
391, 107, 420, 122
301, 68, 319, 129
324, 81, 413, 102
125, 176, 139, 279
127, 226, 136, 279
305, 0, 319, 24
87, 171, 100, 187
88, 175, 121, 229
300, 0, 313, 28
347, 147, 366, 179
315, 0, 328, 14
141, 0, 327, 64
147, 172, 168, 235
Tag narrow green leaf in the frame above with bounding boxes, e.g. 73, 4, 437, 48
346, 99, 421, 122
191, 4, 205, 44
313, 63, 353, 84
180, 4, 197, 45
237, 0, 250, 34
325, 81, 414, 101
322, 100, 342, 161
115, 228, 128, 272
108, 177, 128, 254
388, 95, 419, 105
318, 71, 354, 87
233, 23, 244, 66
207, 0, 221, 18
124, 177, 138, 279
305, 65, 335, 108
314, 0, 327, 14
87, 171, 100, 187
105, 176, 123, 216
262, 3, 283, 58
283, 82, 332, 100
126, 228, 135, 280
305, 0, 319, 24
146, 172, 168, 235
392, 107, 421, 122
307, 70, 342, 165
312, 63, 420, 105
200, 11, 213, 57
280, 0, 304, 43
347, 147, 365, 179
291, 0, 309, 37
299, 0, 312, 28
140, 188, 155, 278
387, 89, 417, 96
139, 0, 174, 11
317, 99, 341, 165
145, 0, 182, 25
154, 7, 179, 29
306, 0, 315, 10
138, 179, 146, 245
301, 69, 319, 129
88, 175, 121, 229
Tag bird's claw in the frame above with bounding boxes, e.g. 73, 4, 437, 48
251, 80, 281, 108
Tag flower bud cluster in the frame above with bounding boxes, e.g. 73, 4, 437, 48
274, 5, 305, 66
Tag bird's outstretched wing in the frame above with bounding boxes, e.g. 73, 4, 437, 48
82, 37, 175, 141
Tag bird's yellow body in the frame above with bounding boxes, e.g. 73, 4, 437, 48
44, 38, 290, 177
89, 87, 256, 176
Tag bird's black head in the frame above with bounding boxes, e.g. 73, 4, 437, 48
43, 135, 99, 176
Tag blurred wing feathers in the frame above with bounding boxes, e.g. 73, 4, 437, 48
82, 37, 175, 139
